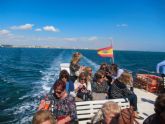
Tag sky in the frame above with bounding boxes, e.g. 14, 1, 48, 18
0, 0, 165, 52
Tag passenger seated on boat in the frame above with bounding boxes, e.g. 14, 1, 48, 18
97, 63, 110, 81
69, 52, 85, 82
39, 80, 77, 124
108, 64, 135, 91
143, 93, 165, 124
59, 70, 74, 95
84, 67, 93, 91
91, 101, 121, 124
74, 72, 92, 101
99, 63, 108, 72
108, 73, 140, 118
109, 64, 124, 81
32, 110, 56, 124
92, 71, 109, 100
121, 71, 134, 91
49, 70, 74, 96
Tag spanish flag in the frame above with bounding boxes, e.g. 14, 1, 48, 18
97, 46, 113, 58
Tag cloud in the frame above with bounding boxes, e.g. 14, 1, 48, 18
0, 29, 11, 35
88, 36, 98, 41
43, 26, 59, 32
116, 24, 128, 27
63, 38, 78, 42
35, 28, 42, 32
10, 24, 34, 30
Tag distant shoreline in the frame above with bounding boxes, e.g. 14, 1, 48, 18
0, 44, 164, 53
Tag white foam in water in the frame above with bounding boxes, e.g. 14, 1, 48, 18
7, 52, 68, 124
18, 95, 30, 100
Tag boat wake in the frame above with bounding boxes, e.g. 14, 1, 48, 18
82, 56, 99, 73
3, 51, 72, 124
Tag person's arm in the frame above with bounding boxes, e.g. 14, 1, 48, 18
87, 81, 92, 91
38, 99, 45, 110
74, 82, 81, 92
57, 116, 71, 124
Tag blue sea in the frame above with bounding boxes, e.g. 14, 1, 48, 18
0, 48, 165, 124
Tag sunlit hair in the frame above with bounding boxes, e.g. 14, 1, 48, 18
109, 64, 118, 75
32, 110, 55, 124
70, 52, 82, 64
95, 71, 105, 80
84, 67, 92, 76
101, 101, 121, 118
59, 70, 69, 81
53, 80, 66, 91
154, 93, 165, 115
117, 71, 133, 85
100, 63, 108, 71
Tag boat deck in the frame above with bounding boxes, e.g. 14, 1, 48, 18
134, 88, 157, 123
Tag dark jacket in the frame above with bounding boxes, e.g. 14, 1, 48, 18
108, 80, 132, 99
69, 62, 80, 76
143, 113, 161, 124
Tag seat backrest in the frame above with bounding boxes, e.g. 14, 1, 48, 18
76, 98, 130, 124
60, 63, 70, 74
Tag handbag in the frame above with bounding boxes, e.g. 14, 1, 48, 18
119, 107, 139, 124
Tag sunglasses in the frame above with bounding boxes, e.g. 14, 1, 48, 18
80, 78, 86, 81
62, 76, 67, 79
55, 91, 63, 94
99, 76, 105, 79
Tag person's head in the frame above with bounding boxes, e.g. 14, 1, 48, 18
59, 70, 69, 83
78, 72, 87, 84
53, 80, 66, 98
109, 64, 118, 75
71, 52, 82, 64
154, 93, 165, 121
32, 110, 55, 124
84, 67, 92, 75
95, 71, 105, 83
101, 101, 121, 124
100, 63, 108, 71
117, 71, 133, 85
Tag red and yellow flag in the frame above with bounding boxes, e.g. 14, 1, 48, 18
97, 46, 113, 58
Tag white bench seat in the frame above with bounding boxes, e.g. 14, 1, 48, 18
76, 98, 130, 124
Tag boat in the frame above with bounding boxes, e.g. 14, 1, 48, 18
135, 73, 162, 93
37, 62, 158, 123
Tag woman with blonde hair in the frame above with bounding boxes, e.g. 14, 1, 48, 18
74, 72, 92, 101
70, 52, 85, 82
108, 72, 142, 119
91, 101, 121, 124
32, 110, 56, 124
84, 66, 93, 91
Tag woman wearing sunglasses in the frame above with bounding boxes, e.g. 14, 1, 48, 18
59, 70, 74, 95
74, 72, 92, 101
92, 71, 109, 100
48, 70, 74, 96
39, 80, 77, 124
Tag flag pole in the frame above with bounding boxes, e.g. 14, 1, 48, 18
111, 39, 114, 64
